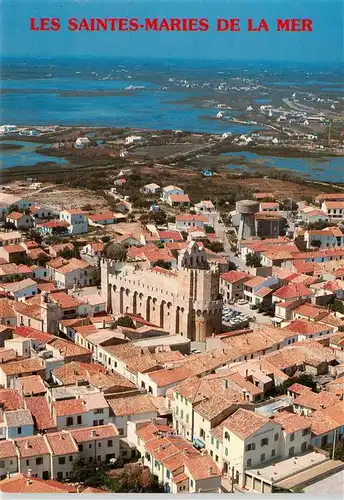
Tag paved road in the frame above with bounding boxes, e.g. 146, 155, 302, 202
224, 302, 272, 326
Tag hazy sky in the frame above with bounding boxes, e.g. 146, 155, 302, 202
2, 0, 343, 63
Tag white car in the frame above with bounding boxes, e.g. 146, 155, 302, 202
237, 299, 248, 305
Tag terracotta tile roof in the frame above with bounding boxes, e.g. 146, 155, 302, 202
244, 276, 266, 288
18, 375, 46, 396
50, 291, 84, 309
0, 440, 16, 459
224, 372, 263, 396
54, 398, 87, 417
294, 391, 340, 411
0, 474, 76, 493
220, 270, 251, 283
25, 396, 56, 431
185, 455, 221, 480
323, 201, 344, 209
308, 402, 344, 435
260, 202, 279, 209
75, 324, 99, 338
0, 297, 16, 318
14, 326, 53, 342
83, 392, 108, 411
285, 319, 330, 336
223, 408, 270, 439
0, 348, 18, 363
46, 257, 68, 269
107, 394, 158, 417
158, 230, 183, 241
89, 371, 136, 393
0, 357, 44, 376
0, 389, 24, 411
194, 390, 245, 421
169, 194, 191, 203
48, 337, 91, 359
52, 360, 105, 385
288, 383, 312, 395
27, 248, 49, 260
45, 431, 79, 455
273, 283, 312, 299
70, 423, 119, 442
293, 303, 326, 319
49, 243, 74, 255
136, 422, 172, 443
175, 214, 207, 222
274, 411, 311, 434
55, 259, 91, 275
4, 409, 33, 427
37, 220, 69, 229
89, 241, 104, 252
148, 366, 193, 387
37, 282, 56, 292
7, 211, 25, 220
88, 212, 115, 222
1, 278, 37, 293
15, 434, 50, 458
1, 244, 26, 254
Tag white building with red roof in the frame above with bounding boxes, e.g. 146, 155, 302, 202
6, 211, 32, 230
59, 209, 88, 234
70, 424, 119, 464
175, 214, 208, 231
0, 440, 18, 479
44, 431, 79, 481
220, 270, 252, 303
15, 434, 51, 479
272, 283, 313, 304
161, 185, 184, 203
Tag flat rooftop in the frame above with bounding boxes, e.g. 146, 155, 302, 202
255, 396, 294, 416
51, 385, 100, 400
133, 334, 190, 348
246, 452, 327, 484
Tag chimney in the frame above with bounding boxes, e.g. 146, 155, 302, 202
245, 369, 248, 379
209, 466, 215, 475
27, 468, 32, 477
25, 441, 31, 449
92, 430, 97, 437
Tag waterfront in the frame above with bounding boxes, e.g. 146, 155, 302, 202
0, 140, 68, 169
223, 151, 343, 183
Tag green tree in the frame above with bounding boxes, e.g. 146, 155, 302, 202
114, 316, 135, 329
205, 241, 224, 253
106, 464, 164, 493
246, 253, 262, 268
204, 225, 215, 234
105, 243, 127, 261
27, 229, 42, 245
152, 259, 172, 270
70, 458, 107, 487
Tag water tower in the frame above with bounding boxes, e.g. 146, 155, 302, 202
236, 200, 260, 240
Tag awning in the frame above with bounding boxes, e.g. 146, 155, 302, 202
193, 437, 205, 448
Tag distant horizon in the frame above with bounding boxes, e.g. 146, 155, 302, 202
1, 55, 343, 67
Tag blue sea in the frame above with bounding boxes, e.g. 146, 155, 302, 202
0, 58, 343, 181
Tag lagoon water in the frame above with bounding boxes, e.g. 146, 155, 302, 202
1, 58, 343, 180
0, 140, 68, 169
223, 151, 343, 183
